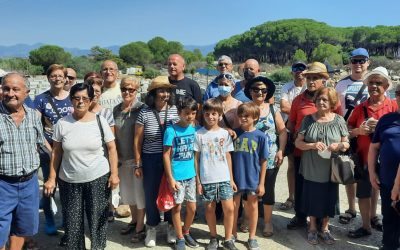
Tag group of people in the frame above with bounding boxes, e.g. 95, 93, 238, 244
0, 49, 399, 250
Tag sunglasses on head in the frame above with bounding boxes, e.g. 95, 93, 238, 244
292, 66, 306, 72
351, 58, 367, 65
120, 87, 137, 94
251, 87, 268, 94
217, 74, 234, 81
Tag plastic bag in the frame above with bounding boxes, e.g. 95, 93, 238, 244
156, 175, 175, 212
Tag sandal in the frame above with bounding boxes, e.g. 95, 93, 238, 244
279, 198, 294, 210
263, 223, 273, 237
348, 227, 372, 238
371, 216, 383, 232
307, 230, 318, 245
338, 209, 356, 224
120, 222, 137, 235
319, 230, 335, 245
131, 228, 146, 243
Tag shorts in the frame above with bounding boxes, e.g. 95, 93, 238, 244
173, 177, 196, 204
0, 174, 39, 247
119, 161, 145, 209
202, 181, 234, 202
356, 167, 372, 199
236, 189, 257, 197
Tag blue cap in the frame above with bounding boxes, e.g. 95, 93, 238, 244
350, 48, 369, 58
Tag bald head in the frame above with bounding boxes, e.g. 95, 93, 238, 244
168, 54, 186, 80
243, 59, 260, 80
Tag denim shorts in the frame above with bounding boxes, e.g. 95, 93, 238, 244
202, 181, 234, 202
173, 177, 196, 204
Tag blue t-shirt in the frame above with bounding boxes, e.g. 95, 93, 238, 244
372, 112, 400, 188
232, 128, 269, 191
163, 124, 196, 181
232, 81, 251, 103
24, 96, 35, 109
34, 90, 73, 143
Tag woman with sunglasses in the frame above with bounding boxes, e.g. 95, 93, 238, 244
113, 77, 146, 242
347, 67, 398, 239
244, 76, 287, 237
44, 83, 119, 250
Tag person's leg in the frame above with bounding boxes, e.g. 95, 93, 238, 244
309, 216, 317, 231
221, 199, 234, 241
359, 198, 372, 229
205, 202, 217, 237
263, 205, 273, 224
39, 151, 56, 235
130, 205, 138, 224
84, 174, 110, 250
293, 156, 306, 219
232, 194, 241, 238
8, 236, 25, 250
183, 202, 196, 233
246, 194, 258, 239
370, 188, 379, 218
345, 183, 357, 212
287, 154, 295, 201
171, 204, 183, 239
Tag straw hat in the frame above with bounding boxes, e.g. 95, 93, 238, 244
363, 66, 392, 90
303, 62, 329, 79
147, 76, 176, 92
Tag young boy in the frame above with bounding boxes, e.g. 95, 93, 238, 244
232, 102, 269, 250
163, 97, 199, 250
194, 98, 238, 250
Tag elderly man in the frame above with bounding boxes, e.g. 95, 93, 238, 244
99, 60, 123, 110
232, 59, 261, 102
64, 68, 77, 91
0, 73, 45, 250
203, 55, 235, 101
278, 61, 307, 211
335, 48, 371, 225
167, 54, 202, 104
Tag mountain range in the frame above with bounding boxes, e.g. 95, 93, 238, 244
0, 43, 215, 58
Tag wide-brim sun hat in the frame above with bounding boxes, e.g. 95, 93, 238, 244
363, 66, 392, 90
244, 76, 276, 102
302, 62, 329, 79
147, 76, 176, 92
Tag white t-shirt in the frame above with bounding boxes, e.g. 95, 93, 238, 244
280, 81, 305, 121
194, 127, 234, 184
335, 76, 368, 116
99, 83, 123, 110
53, 114, 115, 183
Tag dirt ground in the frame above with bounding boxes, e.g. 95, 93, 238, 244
31, 158, 383, 250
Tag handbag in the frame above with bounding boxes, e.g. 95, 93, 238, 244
156, 174, 175, 212
330, 152, 356, 185
96, 114, 109, 159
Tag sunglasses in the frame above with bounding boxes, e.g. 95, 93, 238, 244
217, 73, 234, 81
351, 58, 367, 65
120, 87, 137, 94
395, 91, 400, 97
251, 87, 268, 94
67, 76, 76, 80
292, 66, 306, 72
71, 96, 90, 102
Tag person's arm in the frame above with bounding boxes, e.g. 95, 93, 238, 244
226, 151, 237, 192
392, 165, 400, 201
256, 158, 267, 196
194, 151, 202, 195
328, 136, 350, 152
133, 124, 144, 178
295, 133, 326, 151
163, 145, 179, 192
280, 99, 291, 115
43, 141, 63, 197
106, 140, 119, 190
275, 111, 287, 166
368, 142, 381, 190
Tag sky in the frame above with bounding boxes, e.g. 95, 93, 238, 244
1, 0, 400, 49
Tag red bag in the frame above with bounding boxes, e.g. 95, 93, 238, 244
156, 175, 175, 212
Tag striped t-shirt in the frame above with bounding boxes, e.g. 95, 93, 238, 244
136, 105, 179, 154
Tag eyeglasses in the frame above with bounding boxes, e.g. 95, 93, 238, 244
67, 76, 76, 80
120, 87, 137, 94
292, 66, 306, 72
217, 74, 234, 81
351, 58, 367, 65
71, 96, 90, 102
101, 68, 117, 73
218, 62, 230, 67
49, 75, 64, 79
251, 87, 268, 94
395, 91, 400, 97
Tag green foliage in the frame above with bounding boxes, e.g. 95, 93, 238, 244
269, 67, 292, 83
147, 36, 169, 63
0, 58, 42, 75
89, 46, 116, 62
292, 49, 307, 62
119, 42, 153, 66
142, 67, 160, 79
369, 56, 392, 70
67, 56, 99, 78
29, 45, 72, 72
167, 41, 184, 55
311, 43, 342, 66
205, 52, 215, 69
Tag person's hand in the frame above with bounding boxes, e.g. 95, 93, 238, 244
328, 143, 341, 152
369, 172, 380, 190
366, 118, 378, 132
134, 168, 143, 178
168, 178, 180, 192
314, 141, 327, 151
108, 174, 120, 190
391, 185, 400, 201
197, 184, 203, 195
226, 128, 237, 140
256, 184, 265, 196
43, 178, 56, 197
358, 122, 372, 135
231, 180, 238, 192
274, 150, 283, 166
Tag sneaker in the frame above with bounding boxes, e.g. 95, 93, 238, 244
206, 238, 219, 250
247, 239, 259, 250
167, 225, 177, 244
175, 238, 186, 250
145, 227, 157, 247
183, 233, 199, 248
223, 239, 238, 250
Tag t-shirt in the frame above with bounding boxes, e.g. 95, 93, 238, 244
232, 129, 269, 191
169, 77, 202, 104
113, 102, 144, 162
348, 98, 398, 166
335, 76, 368, 117
34, 90, 73, 143
280, 81, 306, 121
232, 81, 251, 103
298, 114, 349, 183
52, 114, 115, 183
163, 124, 196, 181
97, 107, 115, 127
99, 83, 123, 110
194, 127, 234, 184
136, 105, 179, 154
24, 96, 35, 109
372, 112, 400, 188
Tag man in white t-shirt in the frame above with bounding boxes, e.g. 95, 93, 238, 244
99, 60, 122, 110
278, 61, 306, 211
335, 48, 370, 225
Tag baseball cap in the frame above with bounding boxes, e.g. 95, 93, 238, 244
350, 48, 369, 58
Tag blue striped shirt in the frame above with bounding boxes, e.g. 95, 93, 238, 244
0, 102, 45, 176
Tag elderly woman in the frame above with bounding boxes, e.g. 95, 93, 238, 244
113, 77, 146, 242
134, 76, 179, 247
347, 67, 398, 239
33, 64, 73, 235
44, 83, 119, 250
368, 83, 400, 250
244, 76, 287, 237
216, 73, 242, 129
295, 87, 349, 245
